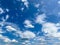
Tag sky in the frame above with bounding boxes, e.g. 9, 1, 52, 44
0, 0, 60, 45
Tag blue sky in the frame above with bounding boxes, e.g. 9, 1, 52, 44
0, 0, 60, 45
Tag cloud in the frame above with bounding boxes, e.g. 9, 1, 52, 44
6, 25, 17, 32
24, 20, 34, 28
20, 30, 36, 39
0, 7, 4, 14
0, 34, 18, 43
11, 29, 36, 39
22, 40, 31, 45
42, 22, 60, 37
35, 13, 46, 24
5, 15, 9, 20
0, 34, 19, 45
34, 3, 40, 8
5, 8, 9, 12
57, 1, 60, 4
42, 22, 58, 34
35, 12, 60, 38
11, 39, 18, 42
35, 13, 60, 37
0, 29, 6, 34
21, 0, 29, 8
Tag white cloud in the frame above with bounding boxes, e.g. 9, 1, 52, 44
22, 0, 27, 2
34, 36, 45, 41
35, 13, 60, 38
0, 34, 11, 42
6, 15, 9, 20
1, 17, 6, 22
21, 7, 24, 11
11, 39, 18, 42
42, 22, 60, 37
12, 29, 35, 39
34, 3, 40, 8
22, 40, 30, 45
4, 38, 18, 43
42, 22, 58, 34
1, 14, 9, 22
6, 26, 17, 32
35, 13, 46, 24
0, 8, 4, 14
20, 31, 36, 39
0, 34, 18, 43
5, 8, 9, 12
0, 30, 6, 34
21, 0, 29, 8
22, 42, 26, 45
57, 1, 60, 4
4, 38, 11, 42
24, 20, 34, 28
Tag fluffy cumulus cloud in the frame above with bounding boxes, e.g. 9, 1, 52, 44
35, 13, 60, 38
20, 30, 36, 39
42, 22, 57, 36
8, 28, 36, 39
24, 20, 34, 28
0, 34, 19, 45
42, 22, 60, 37
0, 31, 36, 45
0, 13, 60, 45
0, 0, 60, 45
0, 34, 18, 43
0, 22, 60, 45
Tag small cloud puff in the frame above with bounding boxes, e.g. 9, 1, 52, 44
21, 0, 29, 8
35, 13, 46, 24
24, 20, 34, 28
